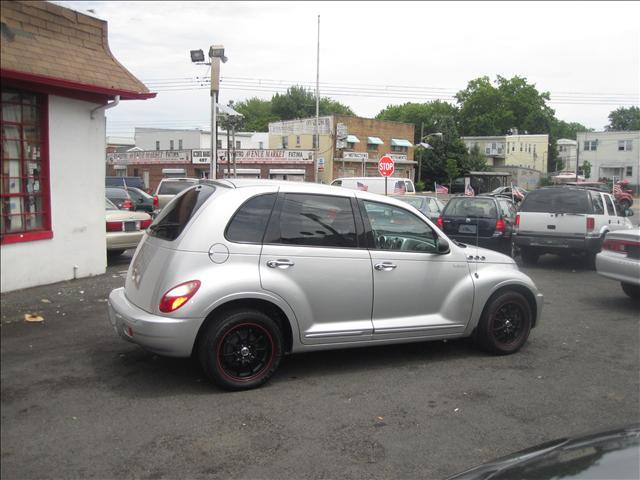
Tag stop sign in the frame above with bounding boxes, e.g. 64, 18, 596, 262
378, 156, 395, 177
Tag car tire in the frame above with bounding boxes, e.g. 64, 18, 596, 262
198, 309, 283, 391
476, 290, 532, 355
621, 282, 640, 300
520, 247, 539, 265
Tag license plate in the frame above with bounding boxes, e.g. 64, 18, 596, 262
459, 224, 477, 234
124, 221, 137, 232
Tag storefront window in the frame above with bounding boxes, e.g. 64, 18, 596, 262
1, 88, 51, 243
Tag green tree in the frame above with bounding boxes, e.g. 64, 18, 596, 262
271, 85, 354, 120
581, 160, 592, 179
233, 97, 278, 132
455, 75, 555, 137
417, 116, 469, 186
376, 100, 459, 144
461, 144, 489, 173
445, 158, 459, 189
606, 106, 640, 131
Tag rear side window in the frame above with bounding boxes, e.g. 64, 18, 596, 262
226, 194, 277, 243
591, 192, 605, 215
603, 195, 616, 216
148, 184, 215, 241
520, 189, 589, 214
268, 194, 357, 248
158, 181, 197, 195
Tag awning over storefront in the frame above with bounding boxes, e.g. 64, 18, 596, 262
367, 137, 384, 145
346, 135, 361, 143
391, 138, 413, 147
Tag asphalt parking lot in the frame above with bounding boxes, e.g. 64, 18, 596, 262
1, 250, 639, 479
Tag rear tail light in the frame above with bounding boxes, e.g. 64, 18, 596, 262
586, 217, 595, 232
159, 280, 201, 313
122, 199, 134, 210
140, 219, 152, 229
153, 195, 159, 208
437, 216, 444, 229
106, 221, 122, 232
602, 239, 638, 253
515, 214, 520, 227
495, 219, 506, 233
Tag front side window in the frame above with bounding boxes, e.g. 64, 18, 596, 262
226, 194, 276, 243
269, 194, 357, 248
1, 88, 51, 243
363, 201, 439, 252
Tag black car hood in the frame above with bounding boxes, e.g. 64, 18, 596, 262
446, 424, 640, 480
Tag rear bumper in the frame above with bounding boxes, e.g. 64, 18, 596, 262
515, 234, 601, 254
106, 231, 145, 251
449, 234, 510, 252
107, 287, 202, 357
596, 252, 640, 286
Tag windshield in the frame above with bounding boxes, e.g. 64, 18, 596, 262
157, 180, 198, 195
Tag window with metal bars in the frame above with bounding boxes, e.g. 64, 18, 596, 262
1, 88, 51, 244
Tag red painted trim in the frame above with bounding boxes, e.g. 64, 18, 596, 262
1, 230, 53, 245
0, 89, 53, 245
1, 69, 156, 100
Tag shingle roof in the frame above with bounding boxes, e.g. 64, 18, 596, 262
0, 1, 154, 100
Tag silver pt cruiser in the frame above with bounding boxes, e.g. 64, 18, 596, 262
108, 180, 543, 390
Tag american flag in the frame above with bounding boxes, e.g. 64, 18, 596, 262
613, 183, 623, 196
465, 184, 475, 196
357, 181, 368, 191
394, 181, 406, 194
435, 183, 449, 194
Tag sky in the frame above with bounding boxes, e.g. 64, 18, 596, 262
60, 1, 640, 137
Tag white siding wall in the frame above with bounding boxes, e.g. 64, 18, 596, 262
577, 131, 640, 184
1, 96, 106, 292
135, 129, 201, 150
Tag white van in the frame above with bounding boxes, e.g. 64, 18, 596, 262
331, 177, 416, 195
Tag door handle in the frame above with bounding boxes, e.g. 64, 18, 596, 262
374, 262, 397, 271
266, 259, 295, 269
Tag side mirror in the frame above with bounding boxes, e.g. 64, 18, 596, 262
436, 237, 450, 254
625, 209, 634, 217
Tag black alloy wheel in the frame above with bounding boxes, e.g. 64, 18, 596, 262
476, 290, 532, 355
199, 309, 282, 391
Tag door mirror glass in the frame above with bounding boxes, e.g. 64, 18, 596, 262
436, 237, 450, 254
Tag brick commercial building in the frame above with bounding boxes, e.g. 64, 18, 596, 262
106, 149, 316, 193
1, 1, 153, 292
268, 115, 416, 183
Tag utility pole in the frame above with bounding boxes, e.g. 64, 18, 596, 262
315, 14, 320, 183
419, 122, 424, 184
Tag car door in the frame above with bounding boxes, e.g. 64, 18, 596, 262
361, 199, 475, 340
260, 191, 374, 345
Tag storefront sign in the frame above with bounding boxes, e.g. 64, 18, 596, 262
387, 153, 408, 162
107, 150, 190, 165
343, 152, 368, 161
218, 149, 314, 164
269, 117, 333, 135
192, 150, 211, 164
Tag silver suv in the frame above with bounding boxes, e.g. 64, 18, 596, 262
108, 180, 543, 390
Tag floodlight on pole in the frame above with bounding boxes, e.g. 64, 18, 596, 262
189, 44, 227, 180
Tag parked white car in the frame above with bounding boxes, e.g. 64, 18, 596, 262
596, 228, 640, 300
331, 176, 416, 195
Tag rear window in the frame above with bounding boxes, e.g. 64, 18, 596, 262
443, 198, 498, 218
106, 188, 128, 200
520, 189, 589, 214
158, 180, 197, 195
148, 184, 215, 241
